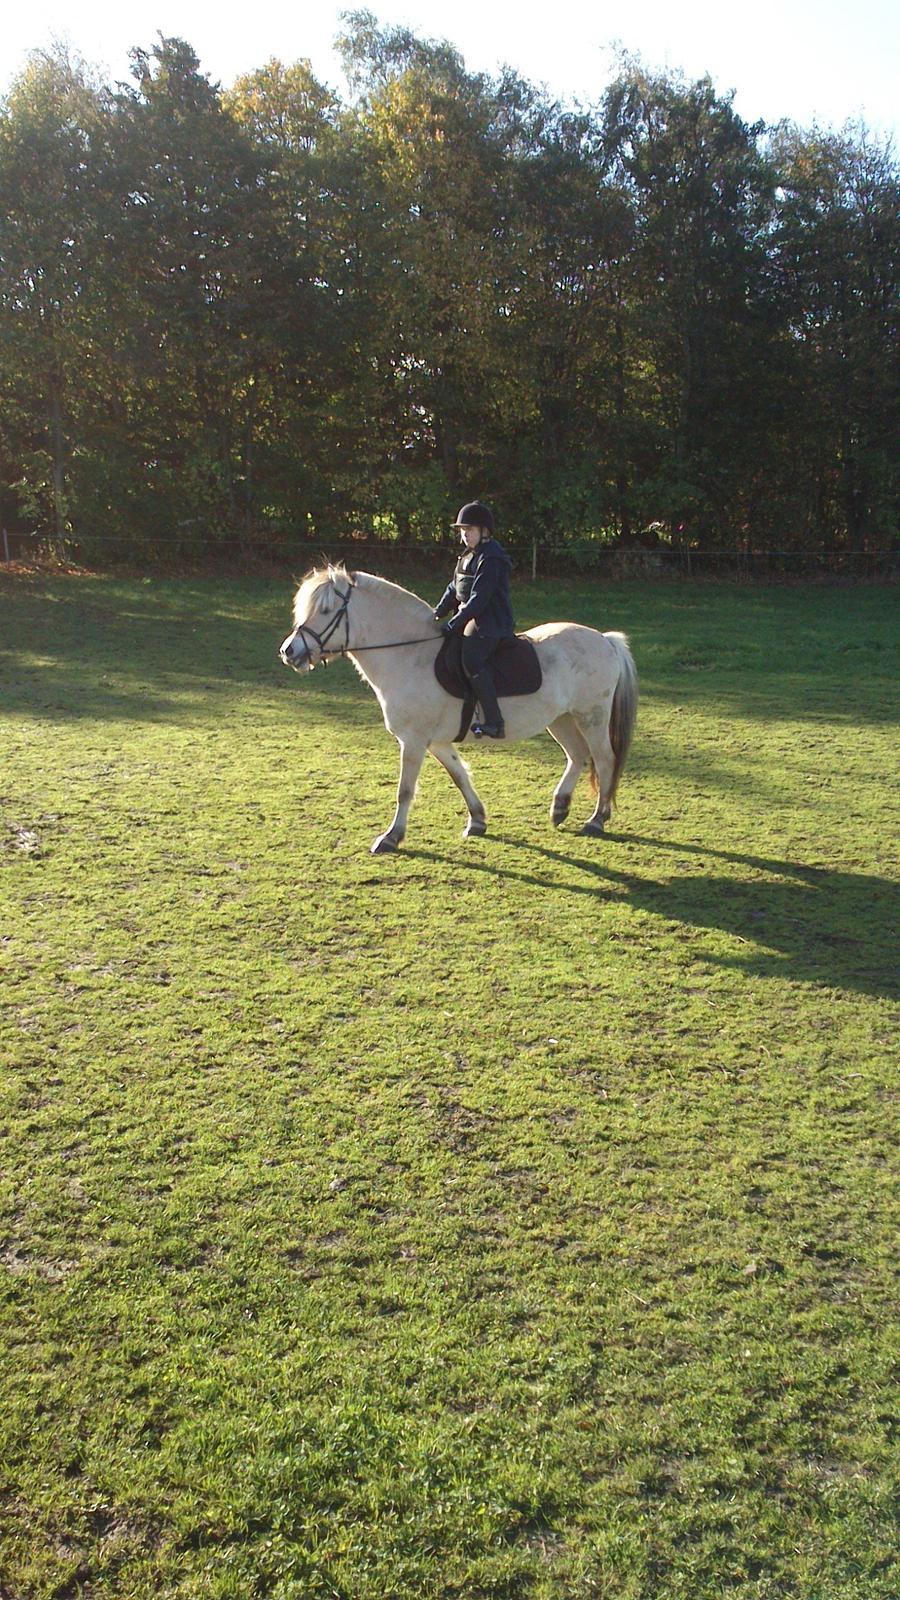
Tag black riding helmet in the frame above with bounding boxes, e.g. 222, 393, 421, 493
452, 501, 495, 533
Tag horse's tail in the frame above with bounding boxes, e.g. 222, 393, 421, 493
592, 632, 638, 804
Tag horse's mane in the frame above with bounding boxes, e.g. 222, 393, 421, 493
293, 563, 431, 627
292, 563, 342, 625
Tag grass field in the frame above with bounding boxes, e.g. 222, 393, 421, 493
1, 566, 897, 1600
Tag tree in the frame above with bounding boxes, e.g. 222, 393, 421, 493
490, 96, 639, 538
332, 14, 543, 534
0, 48, 115, 538
0, 25, 895, 562
223, 58, 343, 535
107, 36, 277, 540
772, 123, 899, 554
601, 64, 779, 544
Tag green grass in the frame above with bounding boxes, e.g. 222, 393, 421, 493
1, 567, 897, 1599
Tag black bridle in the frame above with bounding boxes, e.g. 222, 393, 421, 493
287, 583, 439, 667
289, 583, 353, 664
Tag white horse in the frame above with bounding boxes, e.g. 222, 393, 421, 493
280, 564, 637, 855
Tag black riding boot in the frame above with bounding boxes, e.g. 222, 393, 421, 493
471, 670, 505, 739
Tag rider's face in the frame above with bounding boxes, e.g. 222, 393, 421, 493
459, 524, 483, 549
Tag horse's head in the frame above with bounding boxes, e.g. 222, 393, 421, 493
280, 564, 355, 672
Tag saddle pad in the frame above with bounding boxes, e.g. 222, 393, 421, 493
434, 633, 543, 701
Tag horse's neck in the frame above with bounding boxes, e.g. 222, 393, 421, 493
347, 574, 433, 696
353, 574, 431, 643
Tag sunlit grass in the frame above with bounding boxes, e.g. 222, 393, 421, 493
1, 568, 897, 1598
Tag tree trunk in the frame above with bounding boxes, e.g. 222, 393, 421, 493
614, 300, 632, 542
49, 383, 66, 544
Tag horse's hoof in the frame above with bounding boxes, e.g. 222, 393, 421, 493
551, 805, 569, 828
463, 817, 487, 839
371, 833, 399, 854
581, 820, 606, 837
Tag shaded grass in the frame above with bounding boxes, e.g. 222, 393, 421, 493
0, 568, 897, 1598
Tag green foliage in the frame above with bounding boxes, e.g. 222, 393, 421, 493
771, 124, 899, 550
1, 570, 897, 1597
0, 49, 117, 536
0, 34, 897, 554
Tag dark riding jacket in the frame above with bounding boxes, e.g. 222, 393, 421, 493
435, 537, 515, 640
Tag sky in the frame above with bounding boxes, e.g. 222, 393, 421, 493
2, 0, 898, 143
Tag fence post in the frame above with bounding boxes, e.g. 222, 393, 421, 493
531, 539, 538, 581
2, 528, 9, 566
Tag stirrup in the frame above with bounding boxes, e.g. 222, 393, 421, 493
472, 720, 505, 739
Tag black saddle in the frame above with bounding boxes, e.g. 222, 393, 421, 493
434, 634, 543, 742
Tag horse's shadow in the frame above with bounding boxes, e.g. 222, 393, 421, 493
406, 832, 899, 1003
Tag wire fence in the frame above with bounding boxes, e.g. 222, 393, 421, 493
2, 526, 897, 581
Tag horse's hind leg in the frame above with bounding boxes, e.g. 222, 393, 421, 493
547, 714, 590, 828
573, 717, 616, 837
430, 742, 487, 839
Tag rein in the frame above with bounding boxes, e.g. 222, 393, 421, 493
350, 636, 439, 652
292, 583, 439, 665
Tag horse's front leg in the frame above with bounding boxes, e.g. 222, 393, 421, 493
430, 741, 487, 839
371, 738, 427, 854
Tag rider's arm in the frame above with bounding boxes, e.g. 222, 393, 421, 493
433, 581, 457, 619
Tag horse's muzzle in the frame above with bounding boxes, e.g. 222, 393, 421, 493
280, 640, 311, 671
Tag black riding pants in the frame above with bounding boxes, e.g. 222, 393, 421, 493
460, 633, 497, 681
